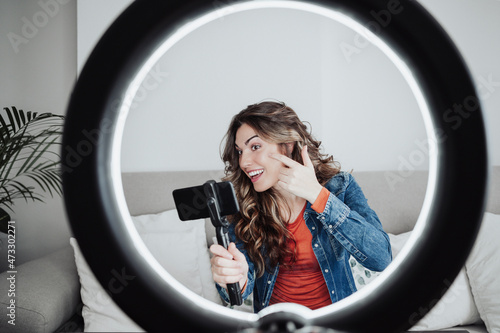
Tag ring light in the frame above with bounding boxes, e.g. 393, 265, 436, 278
62, 0, 488, 332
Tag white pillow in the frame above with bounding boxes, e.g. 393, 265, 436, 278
465, 212, 500, 333
70, 237, 144, 332
349, 255, 381, 290
70, 209, 222, 332
132, 209, 221, 302
388, 231, 412, 258
388, 231, 481, 330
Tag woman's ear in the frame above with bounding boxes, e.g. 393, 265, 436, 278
285, 142, 294, 157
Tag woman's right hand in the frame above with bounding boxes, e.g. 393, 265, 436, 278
210, 242, 248, 291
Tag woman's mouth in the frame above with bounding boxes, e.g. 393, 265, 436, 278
248, 169, 264, 183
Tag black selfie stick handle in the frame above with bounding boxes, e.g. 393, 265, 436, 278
215, 225, 230, 249
204, 181, 242, 306
215, 224, 243, 306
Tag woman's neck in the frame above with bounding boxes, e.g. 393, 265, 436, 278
279, 190, 307, 223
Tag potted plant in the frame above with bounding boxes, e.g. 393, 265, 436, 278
0, 106, 64, 233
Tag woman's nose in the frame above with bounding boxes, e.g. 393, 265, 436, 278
239, 150, 252, 168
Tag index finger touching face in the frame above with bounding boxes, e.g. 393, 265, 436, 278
268, 153, 297, 168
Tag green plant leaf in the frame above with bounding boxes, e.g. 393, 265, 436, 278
0, 208, 11, 234
12, 106, 23, 132
19, 108, 26, 124
0, 113, 11, 144
5, 107, 17, 134
0, 109, 13, 141
0, 107, 64, 212
18, 133, 57, 176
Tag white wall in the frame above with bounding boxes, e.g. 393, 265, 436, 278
0, 0, 77, 270
117, 5, 426, 173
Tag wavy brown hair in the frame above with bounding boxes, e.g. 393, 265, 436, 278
221, 101, 340, 277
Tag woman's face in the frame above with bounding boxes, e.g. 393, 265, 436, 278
235, 123, 285, 192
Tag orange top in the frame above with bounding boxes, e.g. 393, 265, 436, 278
269, 187, 332, 310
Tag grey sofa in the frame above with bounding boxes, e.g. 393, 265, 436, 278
1, 167, 498, 333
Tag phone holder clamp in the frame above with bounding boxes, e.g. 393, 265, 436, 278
203, 180, 243, 306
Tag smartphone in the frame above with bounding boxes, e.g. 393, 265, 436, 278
172, 181, 239, 221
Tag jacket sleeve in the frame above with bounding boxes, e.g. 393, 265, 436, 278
318, 173, 392, 271
215, 222, 255, 303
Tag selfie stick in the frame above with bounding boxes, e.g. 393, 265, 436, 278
203, 180, 243, 306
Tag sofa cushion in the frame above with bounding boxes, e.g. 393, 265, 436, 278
0, 247, 81, 333
353, 170, 427, 234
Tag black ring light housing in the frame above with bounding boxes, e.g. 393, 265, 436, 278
62, 0, 488, 332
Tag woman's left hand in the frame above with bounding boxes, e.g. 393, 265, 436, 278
269, 145, 323, 204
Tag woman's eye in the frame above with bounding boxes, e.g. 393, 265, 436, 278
251, 144, 261, 151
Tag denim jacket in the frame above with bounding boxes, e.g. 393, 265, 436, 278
216, 171, 392, 312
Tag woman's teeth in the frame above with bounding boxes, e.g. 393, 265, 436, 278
249, 169, 264, 177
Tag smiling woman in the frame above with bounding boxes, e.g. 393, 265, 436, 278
210, 101, 392, 313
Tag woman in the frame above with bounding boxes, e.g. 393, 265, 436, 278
210, 101, 391, 312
